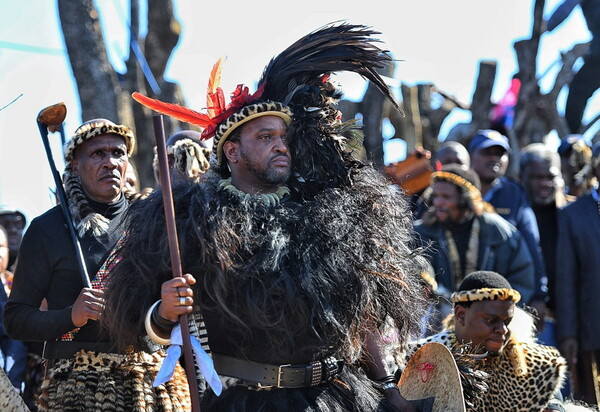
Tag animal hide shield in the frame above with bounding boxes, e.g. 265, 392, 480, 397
0, 367, 29, 412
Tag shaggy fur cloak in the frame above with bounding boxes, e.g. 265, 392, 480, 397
103, 166, 428, 410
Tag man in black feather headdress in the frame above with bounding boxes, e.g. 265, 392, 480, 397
103, 23, 429, 411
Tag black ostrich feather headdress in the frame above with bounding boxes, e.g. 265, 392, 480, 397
133, 22, 400, 198
257, 22, 399, 109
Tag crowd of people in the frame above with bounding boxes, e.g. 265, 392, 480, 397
0, 21, 598, 412
402, 129, 600, 411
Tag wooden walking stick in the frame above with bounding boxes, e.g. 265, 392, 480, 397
36, 102, 91, 288
152, 115, 202, 412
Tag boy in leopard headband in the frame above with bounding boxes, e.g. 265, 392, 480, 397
5, 119, 190, 411
102, 23, 431, 411
413, 164, 536, 309
402, 271, 567, 412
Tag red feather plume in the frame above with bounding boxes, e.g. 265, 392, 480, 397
132, 58, 268, 140
132, 92, 214, 129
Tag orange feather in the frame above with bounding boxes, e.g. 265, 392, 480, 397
206, 57, 225, 117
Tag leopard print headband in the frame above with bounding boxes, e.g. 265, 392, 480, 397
213, 102, 293, 166
452, 287, 521, 304
64, 120, 135, 163
432, 171, 481, 200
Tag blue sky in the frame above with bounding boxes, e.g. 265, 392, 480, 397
0, 0, 596, 223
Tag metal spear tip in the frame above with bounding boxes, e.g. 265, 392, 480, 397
37, 102, 67, 132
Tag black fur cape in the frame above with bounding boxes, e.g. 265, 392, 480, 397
103, 166, 428, 410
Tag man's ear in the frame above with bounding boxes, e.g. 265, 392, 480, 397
223, 141, 239, 164
454, 305, 466, 326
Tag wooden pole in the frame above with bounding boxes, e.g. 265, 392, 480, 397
37, 102, 91, 288
152, 115, 202, 412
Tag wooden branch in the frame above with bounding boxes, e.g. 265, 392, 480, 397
583, 113, 600, 135
548, 42, 590, 100
512, 0, 546, 145
531, 0, 546, 39
387, 101, 407, 141
145, 0, 180, 81
57, 0, 121, 122
431, 86, 469, 110
400, 84, 417, 153
470, 60, 496, 129
545, 42, 590, 138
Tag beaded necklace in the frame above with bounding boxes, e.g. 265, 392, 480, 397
219, 178, 290, 207
444, 217, 480, 287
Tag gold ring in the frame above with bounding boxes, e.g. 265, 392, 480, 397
179, 297, 186, 306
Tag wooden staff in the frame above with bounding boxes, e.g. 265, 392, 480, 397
152, 115, 201, 412
37, 102, 91, 288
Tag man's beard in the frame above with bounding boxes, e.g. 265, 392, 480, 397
437, 207, 471, 226
240, 150, 291, 185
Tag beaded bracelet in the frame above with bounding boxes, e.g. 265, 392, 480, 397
379, 382, 400, 392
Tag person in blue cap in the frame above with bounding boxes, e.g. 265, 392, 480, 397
468, 129, 548, 331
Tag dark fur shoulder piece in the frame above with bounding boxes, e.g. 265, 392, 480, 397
289, 167, 428, 358
101, 176, 222, 348
451, 343, 489, 410
286, 84, 364, 201
103, 167, 427, 361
